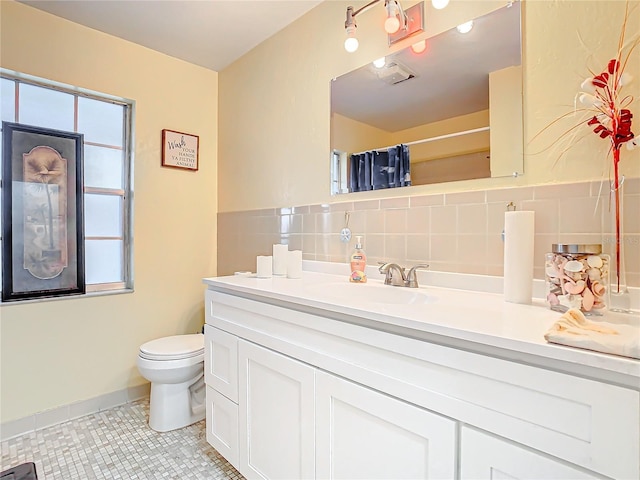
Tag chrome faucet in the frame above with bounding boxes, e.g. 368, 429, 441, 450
378, 263, 406, 286
378, 263, 429, 288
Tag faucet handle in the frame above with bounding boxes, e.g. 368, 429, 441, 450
406, 264, 429, 288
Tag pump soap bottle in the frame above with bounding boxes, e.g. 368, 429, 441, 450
349, 236, 367, 283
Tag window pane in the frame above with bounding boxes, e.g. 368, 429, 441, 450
1, 78, 15, 123
85, 239, 123, 284
78, 97, 124, 146
19, 83, 74, 131
84, 194, 122, 237
84, 145, 124, 189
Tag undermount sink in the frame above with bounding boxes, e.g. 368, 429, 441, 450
308, 281, 433, 305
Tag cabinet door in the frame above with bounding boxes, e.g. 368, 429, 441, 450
238, 340, 315, 480
206, 386, 239, 469
204, 325, 238, 403
316, 371, 456, 479
461, 427, 602, 479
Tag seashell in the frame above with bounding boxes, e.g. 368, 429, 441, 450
587, 268, 602, 281
547, 293, 559, 306
582, 287, 595, 311
592, 282, 606, 297
545, 265, 561, 278
558, 294, 582, 310
565, 280, 585, 295
587, 255, 603, 268
563, 260, 584, 273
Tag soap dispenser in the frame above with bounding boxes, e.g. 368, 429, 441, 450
349, 236, 367, 283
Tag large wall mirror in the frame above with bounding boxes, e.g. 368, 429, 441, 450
330, 1, 523, 195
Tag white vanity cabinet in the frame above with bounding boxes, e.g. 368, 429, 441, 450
203, 282, 640, 480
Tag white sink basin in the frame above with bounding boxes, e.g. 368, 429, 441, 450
308, 281, 433, 305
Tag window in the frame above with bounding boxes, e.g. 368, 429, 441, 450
0, 72, 134, 298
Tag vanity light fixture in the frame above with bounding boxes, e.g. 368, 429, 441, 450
384, 0, 403, 33
344, 1, 424, 52
344, 6, 359, 52
456, 20, 474, 34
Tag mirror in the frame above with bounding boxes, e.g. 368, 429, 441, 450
330, 2, 522, 195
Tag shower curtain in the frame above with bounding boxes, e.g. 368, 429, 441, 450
349, 144, 410, 192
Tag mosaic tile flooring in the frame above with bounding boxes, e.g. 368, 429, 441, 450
1, 398, 245, 480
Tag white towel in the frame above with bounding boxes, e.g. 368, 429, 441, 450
544, 308, 640, 359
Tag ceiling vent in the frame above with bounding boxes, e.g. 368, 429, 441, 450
377, 62, 415, 85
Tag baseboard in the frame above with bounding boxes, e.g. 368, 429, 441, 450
0, 383, 150, 441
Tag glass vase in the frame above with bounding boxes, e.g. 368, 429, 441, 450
608, 175, 631, 312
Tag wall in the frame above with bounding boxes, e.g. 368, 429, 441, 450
0, 1, 218, 423
217, 0, 639, 284
218, 0, 639, 212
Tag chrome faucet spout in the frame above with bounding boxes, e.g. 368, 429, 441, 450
378, 263, 406, 286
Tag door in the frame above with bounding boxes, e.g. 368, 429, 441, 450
316, 370, 456, 479
238, 340, 315, 480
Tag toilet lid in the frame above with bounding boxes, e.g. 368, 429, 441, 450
139, 334, 204, 361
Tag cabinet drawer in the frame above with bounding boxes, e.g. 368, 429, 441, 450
204, 325, 238, 403
461, 427, 602, 479
206, 386, 239, 470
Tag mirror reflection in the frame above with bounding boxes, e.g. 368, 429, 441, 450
330, 2, 522, 195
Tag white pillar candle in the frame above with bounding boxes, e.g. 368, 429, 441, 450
287, 250, 303, 279
272, 244, 288, 276
256, 255, 273, 278
503, 210, 535, 304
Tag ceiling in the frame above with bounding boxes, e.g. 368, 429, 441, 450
18, 0, 324, 72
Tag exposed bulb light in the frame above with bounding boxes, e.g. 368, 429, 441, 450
373, 57, 386, 68
410, 40, 427, 54
384, 15, 401, 34
431, 0, 449, 9
456, 20, 474, 34
384, 0, 401, 34
344, 6, 359, 53
345, 31, 359, 52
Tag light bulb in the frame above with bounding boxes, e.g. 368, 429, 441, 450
344, 36, 359, 53
456, 20, 473, 34
344, 24, 358, 53
432, 0, 449, 9
373, 57, 386, 68
384, 15, 400, 34
410, 40, 427, 54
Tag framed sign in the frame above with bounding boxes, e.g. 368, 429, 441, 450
1, 122, 85, 302
161, 129, 199, 171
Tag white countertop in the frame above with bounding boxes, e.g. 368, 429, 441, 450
204, 262, 640, 389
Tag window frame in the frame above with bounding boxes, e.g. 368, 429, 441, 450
0, 69, 135, 299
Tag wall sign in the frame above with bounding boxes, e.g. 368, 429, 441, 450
161, 129, 199, 171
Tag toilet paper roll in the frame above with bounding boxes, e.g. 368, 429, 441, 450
287, 250, 303, 279
256, 255, 273, 278
273, 244, 288, 276
503, 210, 535, 304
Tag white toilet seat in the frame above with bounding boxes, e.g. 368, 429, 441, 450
139, 334, 204, 361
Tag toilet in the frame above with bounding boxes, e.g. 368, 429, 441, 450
136, 333, 205, 432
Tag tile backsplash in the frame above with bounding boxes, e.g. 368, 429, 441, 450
218, 179, 639, 287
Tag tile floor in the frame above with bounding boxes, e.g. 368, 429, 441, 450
1, 398, 245, 479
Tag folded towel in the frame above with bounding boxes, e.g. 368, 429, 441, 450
544, 308, 640, 359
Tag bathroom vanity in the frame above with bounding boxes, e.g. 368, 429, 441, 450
203, 266, 639, 480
